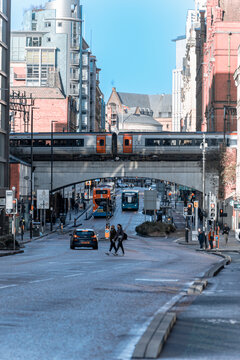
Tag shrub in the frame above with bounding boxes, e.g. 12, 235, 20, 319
135, 221, 176, 236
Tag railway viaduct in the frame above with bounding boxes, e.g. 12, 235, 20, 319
33, 159, 219, 194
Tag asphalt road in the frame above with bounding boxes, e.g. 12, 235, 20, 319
0, 189, 224, 360
160, 252, 240, 360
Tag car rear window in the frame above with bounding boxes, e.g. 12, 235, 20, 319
76, 231, 94, 237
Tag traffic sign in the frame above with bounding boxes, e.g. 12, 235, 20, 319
234, 202, 240, 210
5, 190, 13, 211
37, 190, 49, 209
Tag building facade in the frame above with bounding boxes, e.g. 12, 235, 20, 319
107, 88, 171, 132
172, 36, 186, 132
10, 0, 104, 132
0, 0, 11, 235
198, 0, 240, 132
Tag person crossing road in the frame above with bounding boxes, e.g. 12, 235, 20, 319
114, 224, 125, 256
106, 225, 117, 255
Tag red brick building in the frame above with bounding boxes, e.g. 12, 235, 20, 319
10, 86, 77, 133
198, 0, 240, 132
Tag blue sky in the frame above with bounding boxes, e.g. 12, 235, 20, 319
11, 0, 195, 99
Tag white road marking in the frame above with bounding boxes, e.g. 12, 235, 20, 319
0, 284, 17, 289
135, 278, 179, 282
64, 273, 84, 278
29, 278, 54, 283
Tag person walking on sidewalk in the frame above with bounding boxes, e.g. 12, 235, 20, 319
198, 228, 206, 249
106, 225, 117, 255
208, 227, 214, 249
114, 224, 125, 256
222, 223, 230, 246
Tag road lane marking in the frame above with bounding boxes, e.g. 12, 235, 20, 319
135, 278, 179, 282
64, 273, 84, 278
29, 278, 54, 283
0, 284, 17, 289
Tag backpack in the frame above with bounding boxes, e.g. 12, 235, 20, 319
123, 232, 128, 240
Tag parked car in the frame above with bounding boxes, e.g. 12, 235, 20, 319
70, 229, 98, 250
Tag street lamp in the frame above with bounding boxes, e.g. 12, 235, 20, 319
50, 120, 58, 231
30, 106, 39, 240
200, 134, 208, 231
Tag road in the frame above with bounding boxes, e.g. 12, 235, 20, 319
0, 189, 224, 360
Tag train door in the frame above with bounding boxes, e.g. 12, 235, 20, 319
96, 135, 106, 153
123, 135, 133, 153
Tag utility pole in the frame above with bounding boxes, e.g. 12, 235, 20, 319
201, 134, 207, 231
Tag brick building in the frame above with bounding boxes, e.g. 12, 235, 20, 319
197, 0, 240, 131
10, 87, 77, 133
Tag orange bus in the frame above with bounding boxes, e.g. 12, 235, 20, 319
93, 184, 116, 217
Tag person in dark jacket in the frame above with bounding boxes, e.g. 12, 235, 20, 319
106, 225, 117, 255
114, 224, 125, 256
198, 228, 206, 249
222, 224, 230, 245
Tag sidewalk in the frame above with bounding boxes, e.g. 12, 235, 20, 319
177, 230, 240, 253
16, 205, 92, 246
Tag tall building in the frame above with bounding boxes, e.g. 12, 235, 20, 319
172, 36, 186, 132
198, 0, 240, 132
10, 0, 104, 132
0, 0, 11, 235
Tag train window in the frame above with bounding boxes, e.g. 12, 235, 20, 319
145, 139, 161, 146
46, 140, 51, 146
162, 139, 177, 146
210, 139, 217, 146
194, 139, 202, 146
76, 139, 84, 147
99, 139, 105, 146
179, 139, 193, 146
125, 139, 129, 146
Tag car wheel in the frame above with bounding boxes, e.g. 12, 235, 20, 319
93, 245, 98, 250
70, 244, 75, 250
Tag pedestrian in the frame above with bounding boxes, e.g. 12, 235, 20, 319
198, 228, 206, 249
114, 224, 125, 256
222, 223, 230, 246
106, 225, 117, 255
208, 227, 214, 249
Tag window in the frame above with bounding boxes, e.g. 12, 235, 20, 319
47, 37, 51, 42
32, 23, 37, 31
145, 139, 161, 147
26, 37, 42, 47
179, 139, 193, 146
45, 22, 51, 27
99, 139, 105, 146
32, 13, 36, 20
58, 22, 62, 27
125, 139, 129, 146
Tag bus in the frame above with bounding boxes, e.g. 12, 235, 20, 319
93, 183, 116, 217
122, 190, 139, 211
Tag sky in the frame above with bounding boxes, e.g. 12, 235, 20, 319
11, 0, 195, 100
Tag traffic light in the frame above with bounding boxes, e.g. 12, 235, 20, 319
220, 209, 223, 217
187, 203, 193, 216
210, 202, 216, 220
12, 199, 17, 214
17, 201, 21, 214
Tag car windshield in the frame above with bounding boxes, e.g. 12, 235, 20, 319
75, 231, 94, 238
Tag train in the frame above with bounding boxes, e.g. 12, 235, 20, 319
9, 131, 237, 161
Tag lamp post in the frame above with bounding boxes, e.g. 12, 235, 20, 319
30, 106, 39, 240
200, 134, 208, 231
50, 120, 58, 231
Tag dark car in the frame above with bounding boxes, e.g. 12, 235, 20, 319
70, 229, 98, 250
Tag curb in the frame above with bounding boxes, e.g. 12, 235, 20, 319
132, 312, 176, 359
0, 250, 24, 257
